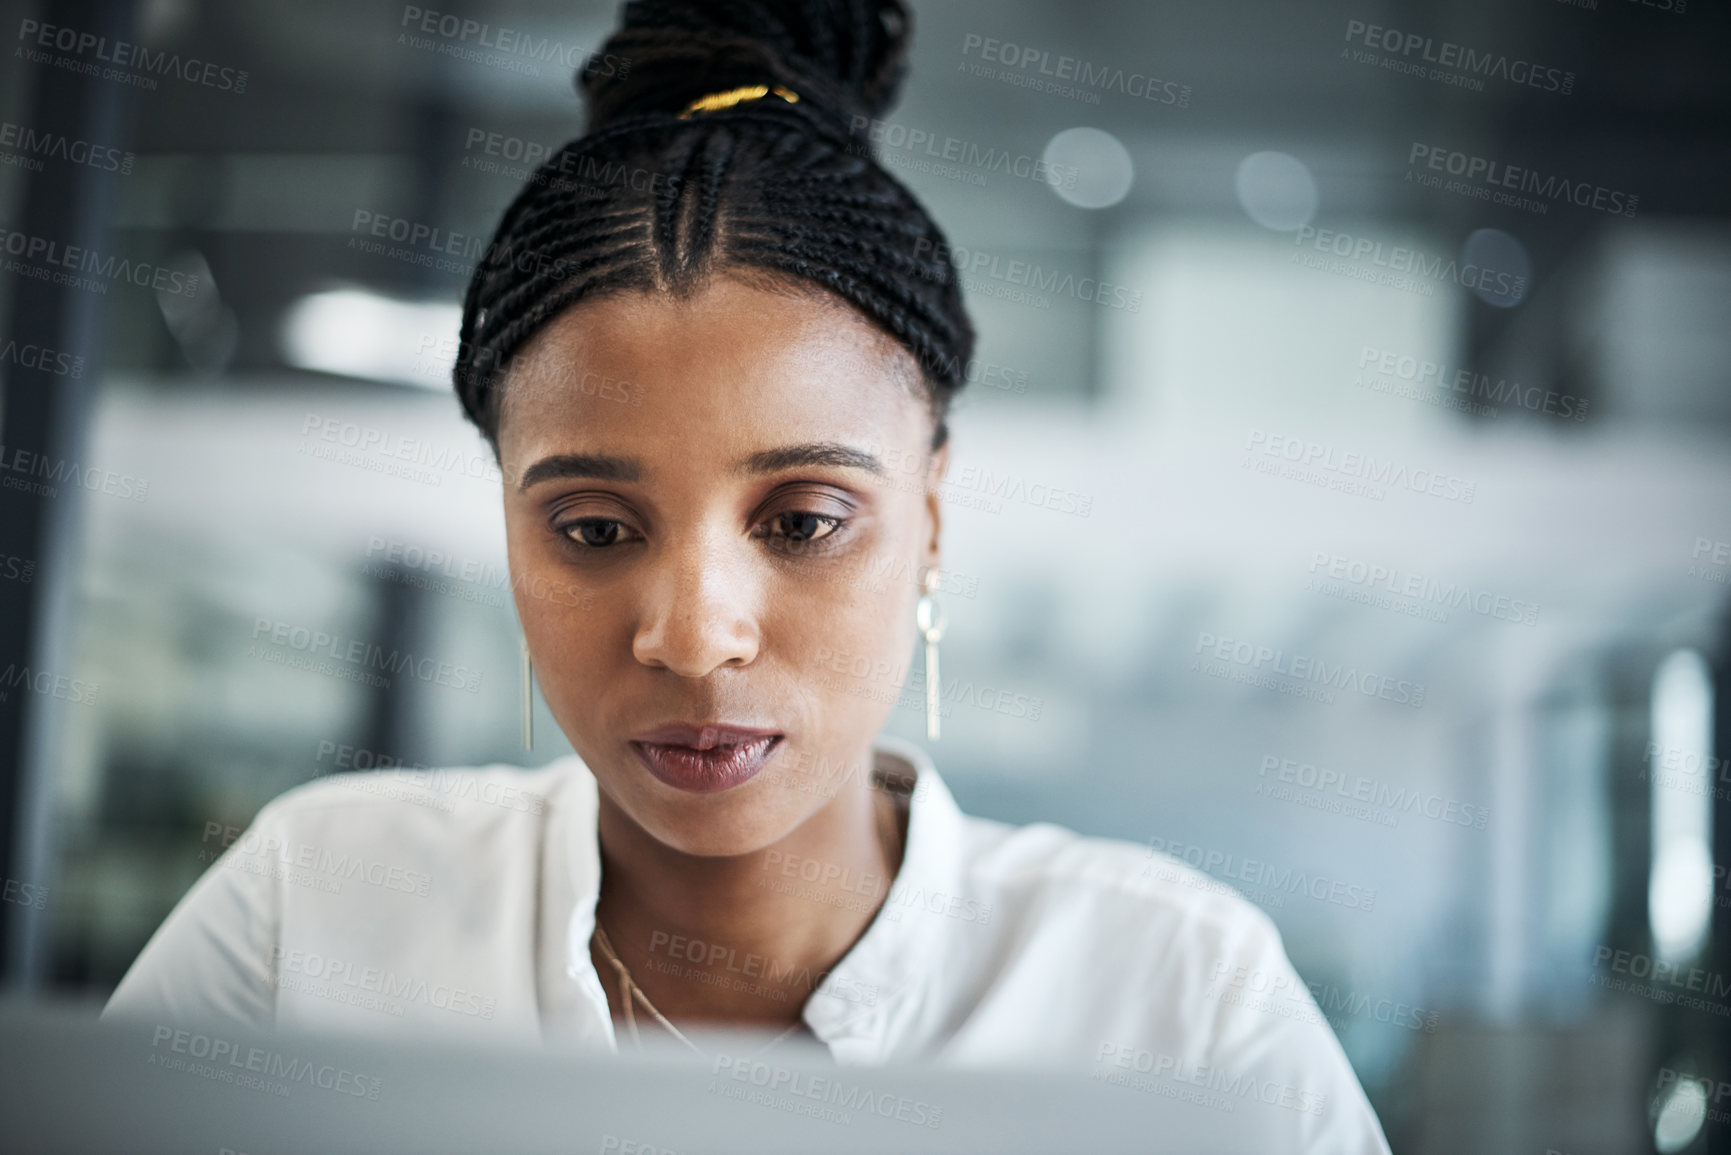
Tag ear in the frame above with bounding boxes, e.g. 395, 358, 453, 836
922, 440, 949, 572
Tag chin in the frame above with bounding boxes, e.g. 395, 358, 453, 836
640, 798, 804, 859
608, 766, 818, 859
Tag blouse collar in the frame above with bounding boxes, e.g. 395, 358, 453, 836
557, 735, 966, 1060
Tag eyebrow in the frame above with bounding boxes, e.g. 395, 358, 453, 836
516, 453, 643, 490
736, 442, 887, 479
516, 441, 887, 491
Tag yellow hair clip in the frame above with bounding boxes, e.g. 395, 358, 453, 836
677, 84, 800, 119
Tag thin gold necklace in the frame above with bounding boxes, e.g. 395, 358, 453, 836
591, 788, 901, 1058
591, 921, 805, 1058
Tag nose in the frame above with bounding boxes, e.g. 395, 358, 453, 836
631, 531, 761, 677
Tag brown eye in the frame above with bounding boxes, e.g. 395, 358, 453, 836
758, 511, 845, 552
563, 518, 630, 548
778, 512, 838, 543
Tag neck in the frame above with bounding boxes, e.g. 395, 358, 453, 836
591, 760, 905, 1030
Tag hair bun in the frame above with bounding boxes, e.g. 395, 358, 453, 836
579, 0, 912, 140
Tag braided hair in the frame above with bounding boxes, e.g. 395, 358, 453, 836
453, 0, 977, 455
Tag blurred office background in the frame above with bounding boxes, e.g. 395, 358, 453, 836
2, 0, 1730, 1150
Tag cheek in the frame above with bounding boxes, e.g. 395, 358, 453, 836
783, 588, 905, 676
518, 588, 626, 767
506, 517, 611, 696
772, 541, 920, 707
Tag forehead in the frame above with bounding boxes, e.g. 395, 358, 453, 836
496, 275, 928, 461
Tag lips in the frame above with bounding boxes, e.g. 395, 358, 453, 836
628, 723, 784, 795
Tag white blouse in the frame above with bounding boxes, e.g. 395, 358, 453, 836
104, 735, 1391, 1154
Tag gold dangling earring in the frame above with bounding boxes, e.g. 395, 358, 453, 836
915, 569, 947, 741
521, 636, 534, 750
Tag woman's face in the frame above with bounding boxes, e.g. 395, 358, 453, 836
496, 275, 946, 857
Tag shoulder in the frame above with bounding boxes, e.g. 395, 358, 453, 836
955, 811, 1283, 956
941, 811, 1307, 1042
215, 756, 597, 936
252, 757, 590, 833
938, 814, 1390, 1149
104, 759, 592, 1034
217, 757, 595, 881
